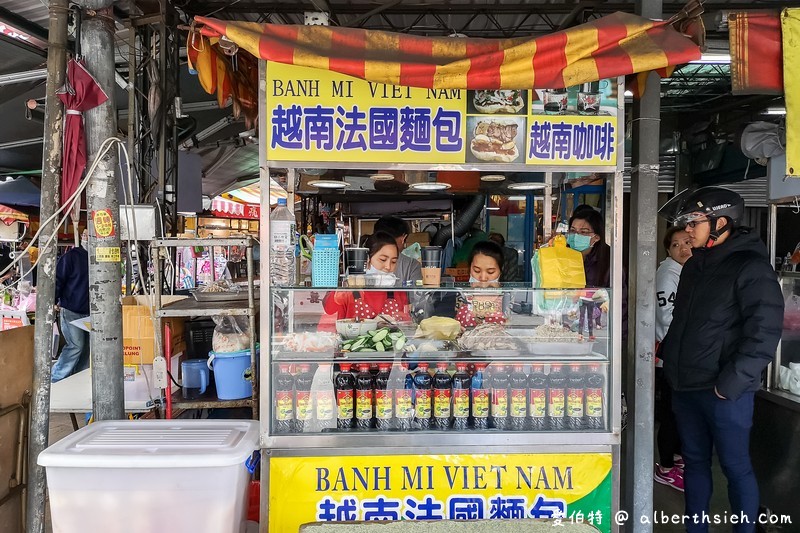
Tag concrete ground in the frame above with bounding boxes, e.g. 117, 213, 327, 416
43, 414, 783, 533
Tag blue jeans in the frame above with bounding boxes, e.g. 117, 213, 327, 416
672, 389, 758, 533
52, 308, 90, 382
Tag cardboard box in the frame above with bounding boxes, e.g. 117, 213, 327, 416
406, 232, 430, 247
445, 267, 470, 282
122, 295, 186, 365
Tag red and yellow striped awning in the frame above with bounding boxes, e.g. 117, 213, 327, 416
0, 204, 28, 226
194, 9, 702, 90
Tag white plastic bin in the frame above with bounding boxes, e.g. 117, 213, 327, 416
38, 420, 259, 533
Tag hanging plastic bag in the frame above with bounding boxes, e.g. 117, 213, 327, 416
535, 235, 586, 288
212, 315, 251, 353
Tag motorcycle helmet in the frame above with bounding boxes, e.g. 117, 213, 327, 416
658, 186, 744, 247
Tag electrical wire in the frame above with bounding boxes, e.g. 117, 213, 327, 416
0, 137, 126, 284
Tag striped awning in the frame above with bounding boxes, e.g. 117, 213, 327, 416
194, 8, 702, 91
210, 197, 260, 220
0, 204, 28, 226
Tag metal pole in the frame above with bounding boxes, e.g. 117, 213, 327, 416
626, 0, 662, 528
79, 1, 125, 421
26, 0, 68, 531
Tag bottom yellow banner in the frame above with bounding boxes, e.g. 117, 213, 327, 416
268, 453, 612, 533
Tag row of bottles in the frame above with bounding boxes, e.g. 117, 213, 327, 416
274, 362, 606, 433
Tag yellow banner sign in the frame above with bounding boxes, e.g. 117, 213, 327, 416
268, 453, 612, 533
266, 62, 619, 167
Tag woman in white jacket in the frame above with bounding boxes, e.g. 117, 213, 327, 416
654, 227, 692, 491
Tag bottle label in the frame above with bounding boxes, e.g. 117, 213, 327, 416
337, 390, 354, 420
296, 390, 312, 421
472, 389, 489, 418
415, 389, 432, 419
316, 390, 335, 421
270, 220, 296, 248
491, 389, 508, 418
356, 390, 374, 420
453, 389, 470, 418
434, 389, 451, 418
586, 388, 603, 417
567, 388, 585, 417
510, 388, 527, 418
395, 389, 413, 419
529, 388, 546, 418
548, 389, 565, 417
276, 391, 293, 421
375, 390, 393, 420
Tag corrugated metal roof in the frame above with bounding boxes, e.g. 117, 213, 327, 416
723, 177, 768, 208
2, 0, 49, 27
623, 155, 677, 194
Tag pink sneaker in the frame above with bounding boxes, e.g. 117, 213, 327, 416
673, 455, 685, 470
654, 464, 685, 492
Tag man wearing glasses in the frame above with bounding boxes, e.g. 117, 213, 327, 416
658, 187, 783, 532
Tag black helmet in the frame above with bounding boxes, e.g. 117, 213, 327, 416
659, 186, 745, 227
658, 186, 744, 247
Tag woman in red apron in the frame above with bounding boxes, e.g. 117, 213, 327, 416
323, 232, 410, 322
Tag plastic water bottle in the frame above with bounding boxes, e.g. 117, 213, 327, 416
270, 198, 296, 286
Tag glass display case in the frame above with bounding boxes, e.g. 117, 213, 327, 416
266, 286, 615, 439
772, 272, 800, 397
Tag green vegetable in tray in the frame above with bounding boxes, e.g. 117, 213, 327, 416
340, 327, 407, 353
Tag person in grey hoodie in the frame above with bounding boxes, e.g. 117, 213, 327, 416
653, 226, 692, 491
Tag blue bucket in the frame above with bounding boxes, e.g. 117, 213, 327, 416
207, 347, 257, 400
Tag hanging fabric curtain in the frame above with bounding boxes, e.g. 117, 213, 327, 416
782, 8, 800, 177
192, 7, 702, 91
57, 58, 109, 224
729, 11, 783, 95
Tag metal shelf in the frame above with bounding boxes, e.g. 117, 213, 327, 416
156, 298, 256, 318
170, 391, 255, 411
154, 237, 254, 247
152, 236, 259, 419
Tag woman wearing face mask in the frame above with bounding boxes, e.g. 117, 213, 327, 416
455, 241, 507, 328
567, 210, 628, 338
323, 232, 410, 321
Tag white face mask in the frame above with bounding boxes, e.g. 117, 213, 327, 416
367, 266, 396, 278
469, 275, 500, 284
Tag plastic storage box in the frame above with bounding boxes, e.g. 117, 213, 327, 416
38, 420, 259, 533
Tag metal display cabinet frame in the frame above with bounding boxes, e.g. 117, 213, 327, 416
151, 237, 259, 418
257, 60, 626, 532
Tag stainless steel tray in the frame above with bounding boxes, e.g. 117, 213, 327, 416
191, 290, 255, 302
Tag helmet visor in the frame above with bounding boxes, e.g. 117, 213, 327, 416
658, 188, 695, 223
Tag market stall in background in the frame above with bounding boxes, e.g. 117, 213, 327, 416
258, 58, 625, 531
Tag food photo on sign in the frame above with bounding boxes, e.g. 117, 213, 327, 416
467, 90, 528, 115
531, 80, 618, 116
466, 116, 526, 164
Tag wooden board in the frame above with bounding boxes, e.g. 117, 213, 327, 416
0, 325, 34, 532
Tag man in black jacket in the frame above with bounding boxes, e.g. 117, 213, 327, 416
660, 187, 783, 533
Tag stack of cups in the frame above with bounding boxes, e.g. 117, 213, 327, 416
421, 246, 442, 286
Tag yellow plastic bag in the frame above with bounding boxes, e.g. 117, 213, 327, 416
536, 235, 586, 288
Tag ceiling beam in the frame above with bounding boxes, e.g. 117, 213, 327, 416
187, 2, 780, 16
0, 6, 48, 48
